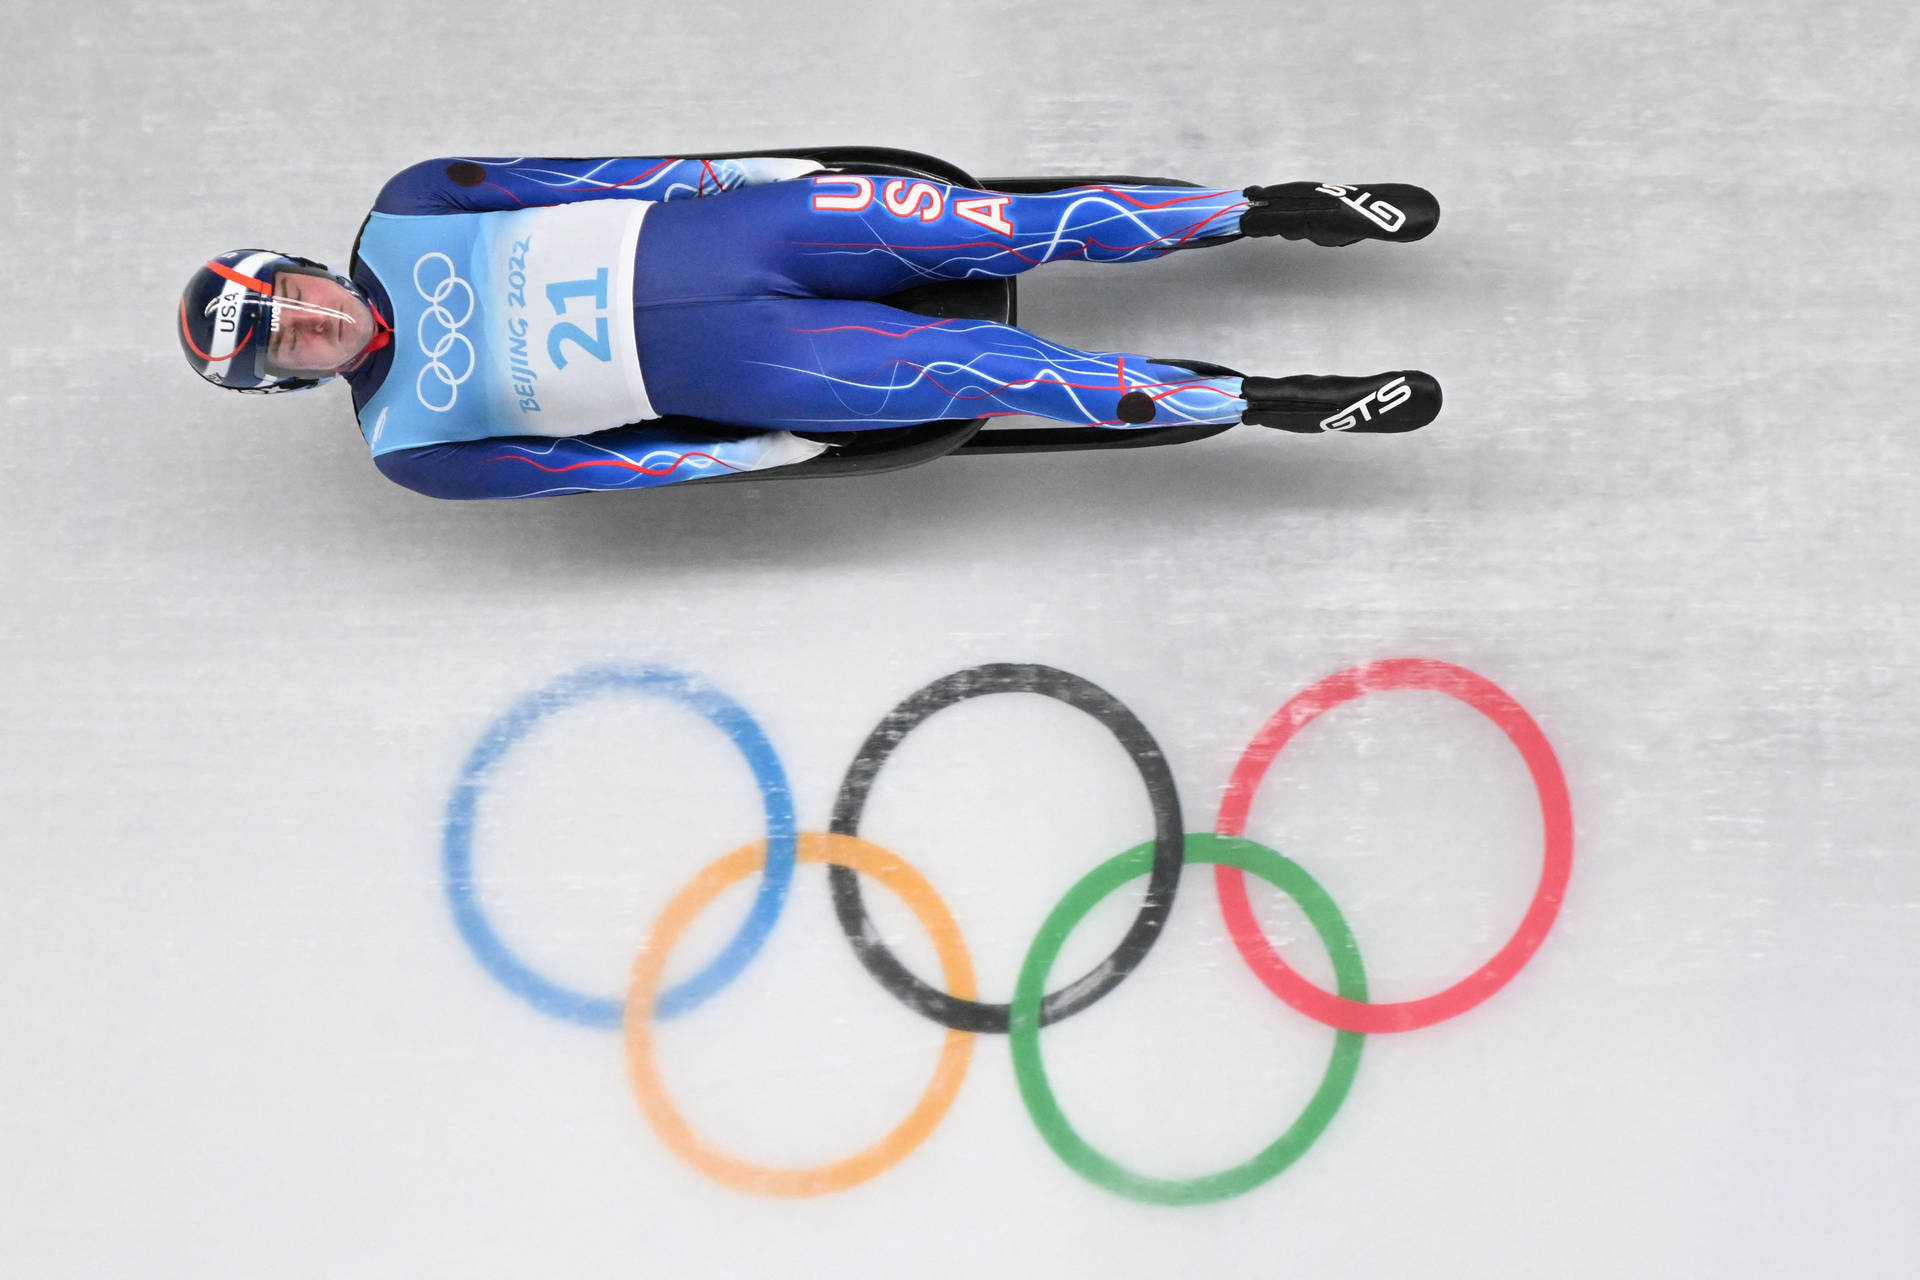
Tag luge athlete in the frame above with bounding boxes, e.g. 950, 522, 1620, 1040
178, 154, 1442, 499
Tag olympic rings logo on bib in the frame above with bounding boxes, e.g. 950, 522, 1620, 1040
412, 251, 475, 413
442, 659, 1573, 1204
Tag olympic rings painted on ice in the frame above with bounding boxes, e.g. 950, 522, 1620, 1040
625, 833, 978, 1197
1213, 658, 1574, 1033
1010, 834, 1365, 1206
828, 663, 1185, 1034
441, 659, 1573, 1203
442, 664, 797, 1028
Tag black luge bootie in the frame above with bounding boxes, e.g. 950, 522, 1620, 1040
1241, 371, 1442, 433
1239, 183, 1439, 246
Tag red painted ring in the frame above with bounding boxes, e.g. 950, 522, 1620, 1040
1214, 659, 1574, 1033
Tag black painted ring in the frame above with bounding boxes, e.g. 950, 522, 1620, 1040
829, 663, 1186, 1034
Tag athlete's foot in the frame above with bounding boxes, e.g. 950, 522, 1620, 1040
1241, 371, 1442, 433
1239, 183, 1439, 246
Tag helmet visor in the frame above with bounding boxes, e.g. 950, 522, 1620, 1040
258, 266, 378, 378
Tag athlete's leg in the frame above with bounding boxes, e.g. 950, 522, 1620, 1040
635, 177, 1253, 301
635, 297, 1248, 431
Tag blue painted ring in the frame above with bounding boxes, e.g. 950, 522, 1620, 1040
443, 665, 797, 1027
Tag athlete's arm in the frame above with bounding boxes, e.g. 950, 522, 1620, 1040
371, 422, 826, 499
373, 155, 826, 215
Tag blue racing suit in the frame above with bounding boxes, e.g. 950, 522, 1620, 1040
343, 156, 1253, 499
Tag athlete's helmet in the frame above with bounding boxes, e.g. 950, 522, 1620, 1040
178, 250, 371, 393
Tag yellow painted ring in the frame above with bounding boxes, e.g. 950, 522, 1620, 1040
624, 832, 978, 1196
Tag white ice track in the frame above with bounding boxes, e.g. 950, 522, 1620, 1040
3, 2, 1918, 1278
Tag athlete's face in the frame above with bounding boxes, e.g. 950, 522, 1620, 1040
266, 271, 375, 375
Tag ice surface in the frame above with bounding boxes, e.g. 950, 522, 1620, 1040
3, 0, 1916, 1276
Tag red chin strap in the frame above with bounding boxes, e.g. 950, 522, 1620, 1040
341, 297, 394, 372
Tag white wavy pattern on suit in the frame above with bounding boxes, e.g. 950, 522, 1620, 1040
794, 186, 1247, 282
752, 318, 1245, 427
453, 156, 824, 202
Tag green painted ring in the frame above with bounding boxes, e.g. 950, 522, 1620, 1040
1009, 833, 1368, 1204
